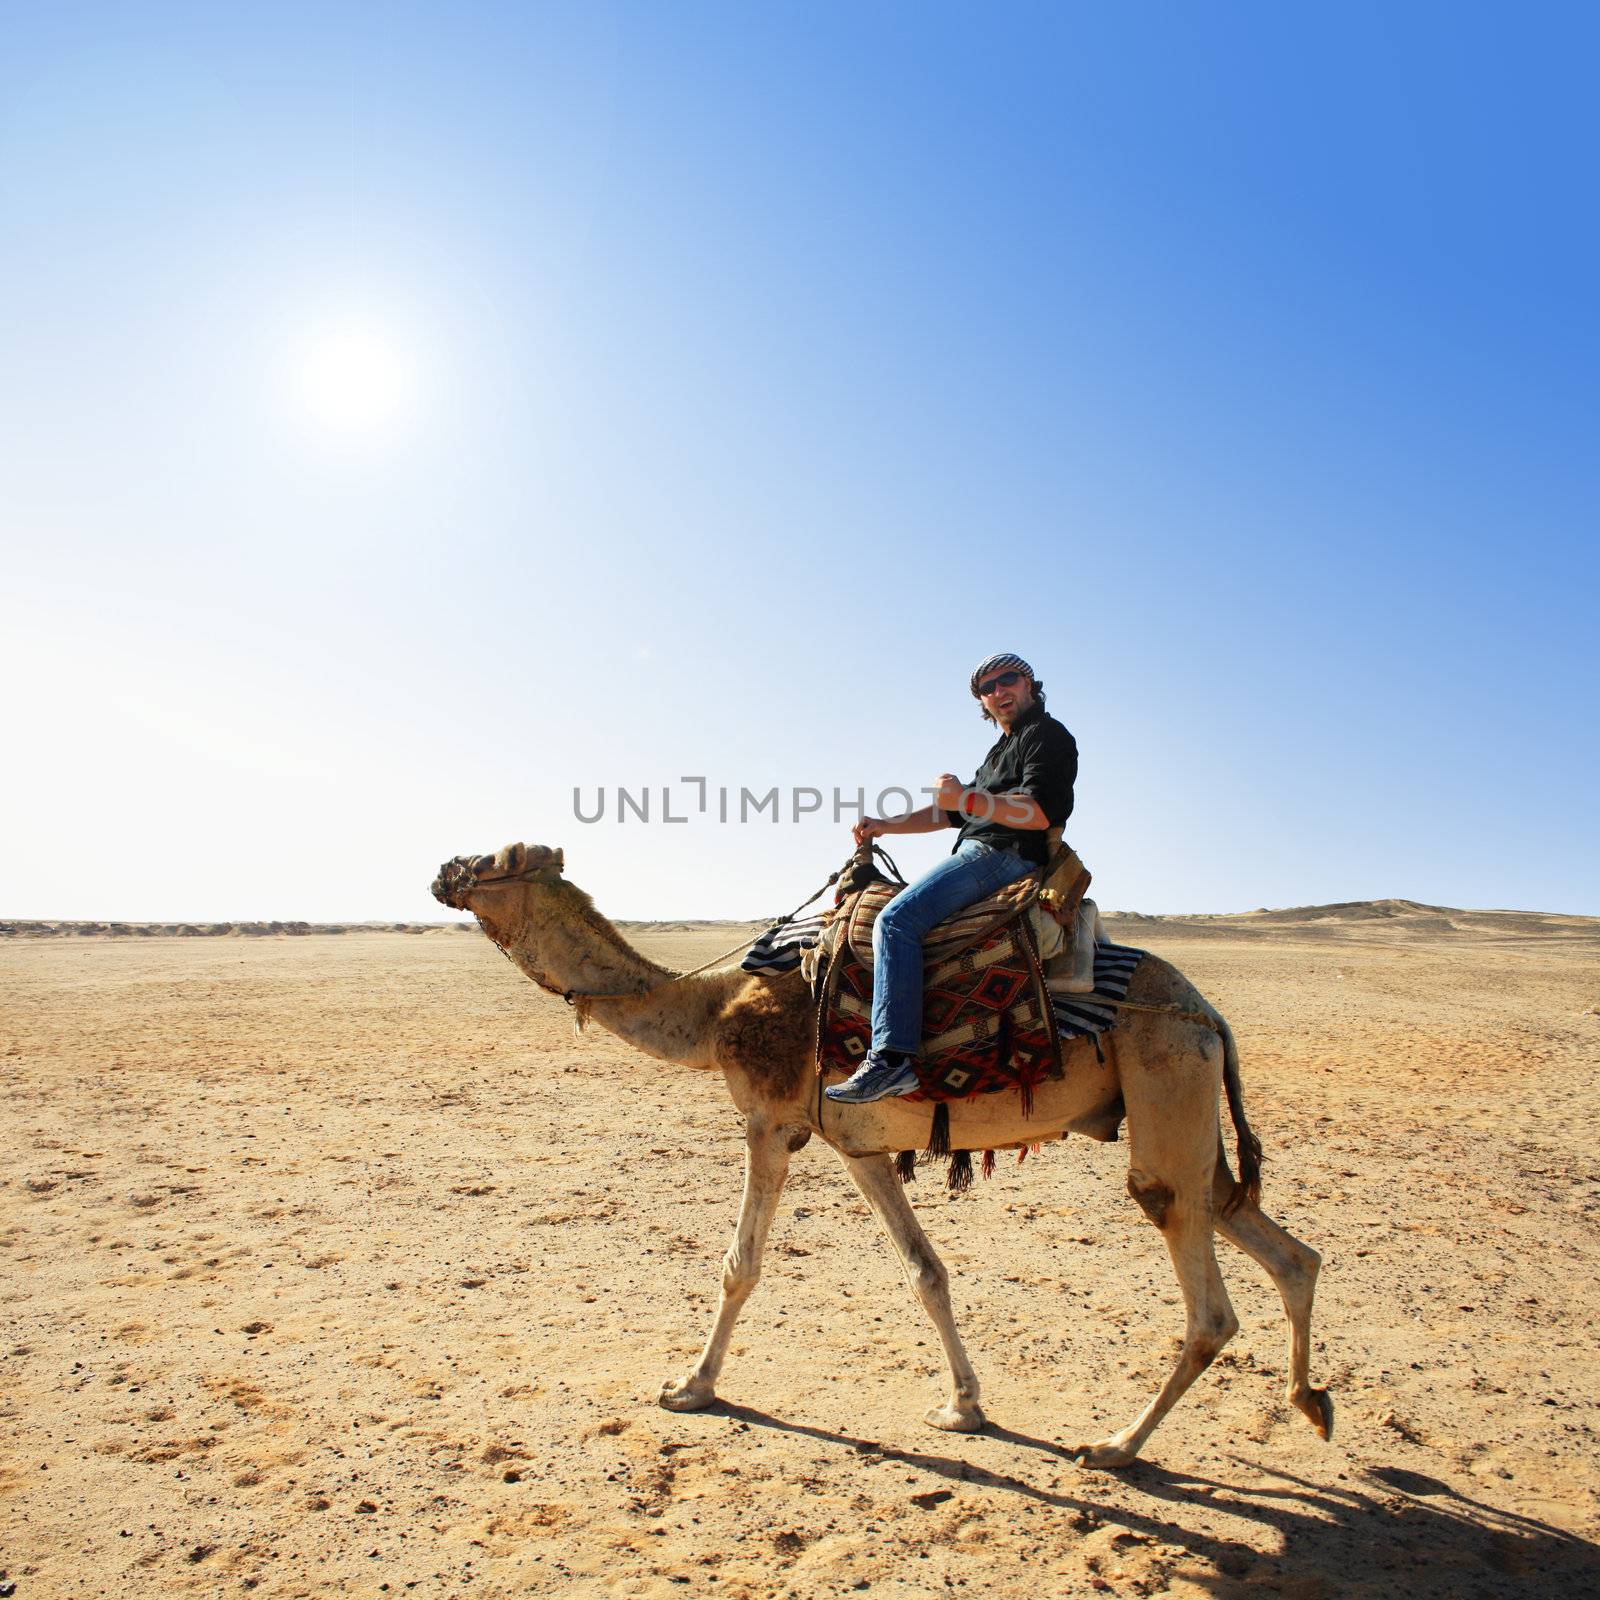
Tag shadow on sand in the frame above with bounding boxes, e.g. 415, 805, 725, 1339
713, 1404, 1597, 1598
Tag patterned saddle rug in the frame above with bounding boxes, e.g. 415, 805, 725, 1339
814, 880, 1062, 1112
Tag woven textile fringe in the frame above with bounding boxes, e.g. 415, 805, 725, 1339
892, 1141, 1039, 1190
928, 1103, 951, 1158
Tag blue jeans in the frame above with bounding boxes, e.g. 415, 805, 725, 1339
870, 839, 1035, 1055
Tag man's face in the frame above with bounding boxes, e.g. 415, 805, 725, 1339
980, 671, 1034, 724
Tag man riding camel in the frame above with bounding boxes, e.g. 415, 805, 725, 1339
825, 652, 1079, 1104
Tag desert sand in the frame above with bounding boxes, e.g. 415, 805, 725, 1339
3, 901, 1598, 1598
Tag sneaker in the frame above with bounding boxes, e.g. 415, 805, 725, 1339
825, 1049, 919, 1103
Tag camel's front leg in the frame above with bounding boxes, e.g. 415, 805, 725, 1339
843, 1152, 985, 1433
659, 1119, 798, 1413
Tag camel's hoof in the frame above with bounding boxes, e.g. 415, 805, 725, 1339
658, 1377, 716, 1413
1071, 1438, 1139, 1471
924, 1402, 986, 1434
1306, 1387, 1334, 1441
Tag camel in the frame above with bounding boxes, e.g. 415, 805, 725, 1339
430, 841, 1333, 1468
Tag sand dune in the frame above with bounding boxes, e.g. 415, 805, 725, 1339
3, 907, 1598, 1596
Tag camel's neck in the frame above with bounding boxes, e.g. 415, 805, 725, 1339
491, 886, 740, 1070
580, 969, 743, 1070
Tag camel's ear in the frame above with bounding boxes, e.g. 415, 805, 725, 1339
521, 843, 564, 875
494, 842, 527, 876
553, 847, 564, 873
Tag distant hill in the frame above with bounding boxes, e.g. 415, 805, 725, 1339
1104, 899, 1600, 946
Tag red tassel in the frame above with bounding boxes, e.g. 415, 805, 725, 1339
981, 1149, 996, 1180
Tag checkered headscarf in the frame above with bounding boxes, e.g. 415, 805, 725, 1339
969, 652, 1034, 697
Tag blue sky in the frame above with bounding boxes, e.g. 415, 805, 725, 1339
2, 1, 1595, 920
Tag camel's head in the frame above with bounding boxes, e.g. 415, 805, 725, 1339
430, 842, 565, 913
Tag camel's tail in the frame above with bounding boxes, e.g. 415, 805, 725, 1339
1216, 1013, 1263, 1217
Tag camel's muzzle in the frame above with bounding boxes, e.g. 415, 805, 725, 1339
431, 856, 484, 909
432, 850, 526, 908
433, 843, 555, 909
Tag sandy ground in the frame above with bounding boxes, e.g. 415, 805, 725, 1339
3, 904, 1599, 1599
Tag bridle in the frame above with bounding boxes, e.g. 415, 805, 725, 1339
454, 864, 564, 892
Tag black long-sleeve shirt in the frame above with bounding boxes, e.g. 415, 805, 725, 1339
942, 703, 1077, 866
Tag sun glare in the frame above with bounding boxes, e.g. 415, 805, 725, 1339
289, 321, 417, 435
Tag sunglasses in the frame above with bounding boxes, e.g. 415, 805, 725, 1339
977, 670, 1024, 697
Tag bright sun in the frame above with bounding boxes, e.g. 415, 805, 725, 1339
290, 322, 417, 435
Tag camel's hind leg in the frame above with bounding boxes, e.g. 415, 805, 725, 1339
1073, 1179, 1239, 1468
842, 1152, 985, 1432
1074, 1056, 1240, 1468
659, 1118, 799, 1413
1212, 1167, 1334, 1440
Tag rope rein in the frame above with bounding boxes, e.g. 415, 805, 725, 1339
474, 842, 906, 1007
469, 846, 1216, 1038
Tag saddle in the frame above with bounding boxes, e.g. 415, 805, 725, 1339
808, 833, 1102, 996
815, 872, 1063, 1114
840, 875, 1038, 971
809, 841, 1120, 1192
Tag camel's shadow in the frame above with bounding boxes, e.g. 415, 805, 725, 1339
713, 1403, 1598, 1597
